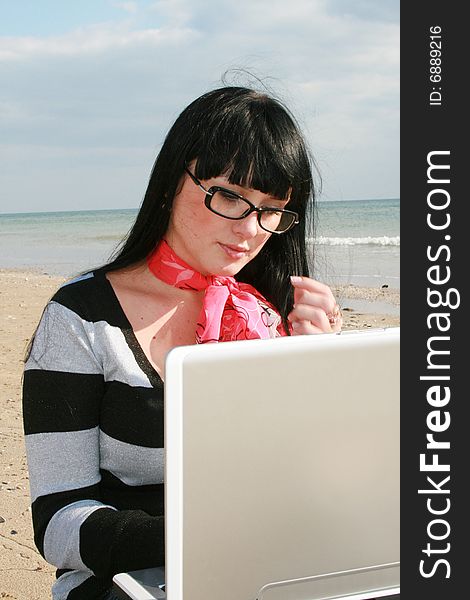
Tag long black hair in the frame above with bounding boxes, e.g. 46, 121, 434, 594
103, 86, 316, 331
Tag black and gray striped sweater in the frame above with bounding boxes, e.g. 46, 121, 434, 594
23, 271, 165, 599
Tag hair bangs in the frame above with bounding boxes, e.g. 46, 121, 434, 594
190, 91, 310, 204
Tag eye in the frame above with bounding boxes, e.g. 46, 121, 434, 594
260, 198, 288, 211
262, 205, 286, 214
264, 209, 282, 216
217, 190, 244, 204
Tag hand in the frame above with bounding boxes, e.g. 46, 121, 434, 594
287, 276, 342, 335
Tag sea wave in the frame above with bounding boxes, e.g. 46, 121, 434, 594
314, 236, 400, 247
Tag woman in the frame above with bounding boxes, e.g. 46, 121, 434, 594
22, 86, 342, 599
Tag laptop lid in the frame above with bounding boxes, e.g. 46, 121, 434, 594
164, 328, 400, 600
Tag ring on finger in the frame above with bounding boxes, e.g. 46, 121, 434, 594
326, 303, 342, 326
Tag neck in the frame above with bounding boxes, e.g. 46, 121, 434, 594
147, 240, 232, 291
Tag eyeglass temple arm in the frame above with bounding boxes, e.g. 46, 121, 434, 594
184, 166, 213, 195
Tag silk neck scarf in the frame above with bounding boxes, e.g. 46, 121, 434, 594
147, 240, 284, 343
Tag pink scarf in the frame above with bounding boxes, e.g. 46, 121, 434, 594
147, 240, 286, 343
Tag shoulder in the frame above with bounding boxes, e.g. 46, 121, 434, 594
50, 270, 126, 327
52, 271, 104, 312
27, 271, 124, 370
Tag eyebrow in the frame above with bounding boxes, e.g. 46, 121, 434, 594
216, 182, 289, 206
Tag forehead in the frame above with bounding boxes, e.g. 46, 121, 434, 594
204, 177, 289, 205
204, 173, 291, 203
193, 157, 293, 202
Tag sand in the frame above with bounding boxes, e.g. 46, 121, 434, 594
0, 269, 400, 599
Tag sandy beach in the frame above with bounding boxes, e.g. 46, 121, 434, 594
0, 269, 399, 599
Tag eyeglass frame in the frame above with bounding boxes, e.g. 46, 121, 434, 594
184, 167, 299, 235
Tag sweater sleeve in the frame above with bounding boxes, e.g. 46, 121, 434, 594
22, 299, 165, 580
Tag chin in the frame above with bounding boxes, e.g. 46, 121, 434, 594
214, 259, 250, 278
214, 265, 243, 278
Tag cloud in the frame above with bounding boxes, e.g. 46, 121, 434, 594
326, 0, 399, 23
112, 1, 139, 14
0, 22, 198, 61
0, 0, 399, 211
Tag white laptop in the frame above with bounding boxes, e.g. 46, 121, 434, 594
114, 327, 400, 600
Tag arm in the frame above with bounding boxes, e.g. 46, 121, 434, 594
23, 299, 164, 581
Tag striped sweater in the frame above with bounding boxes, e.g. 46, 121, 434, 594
22, 271, 165, 599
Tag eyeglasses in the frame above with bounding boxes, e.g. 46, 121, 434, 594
184, 167, 299, 234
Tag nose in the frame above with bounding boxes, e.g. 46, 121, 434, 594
231, 211, 261, 239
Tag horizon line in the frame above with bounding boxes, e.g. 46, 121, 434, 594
0, 197, 400, 217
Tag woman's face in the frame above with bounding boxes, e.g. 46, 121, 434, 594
164, 169, 289, 277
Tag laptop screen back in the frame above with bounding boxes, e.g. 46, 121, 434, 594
164, 328, 400, 600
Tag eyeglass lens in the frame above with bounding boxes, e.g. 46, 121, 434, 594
210, 190, 295, 233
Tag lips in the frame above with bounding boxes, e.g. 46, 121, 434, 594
218, 243, 250, 258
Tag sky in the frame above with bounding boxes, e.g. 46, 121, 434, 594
0, 0, 399, 214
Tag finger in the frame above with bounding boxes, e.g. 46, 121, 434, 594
290, 275, 334, 296
289, 304, 332, 331
290, 276, 338, 313
292, 289, 335, 315
290, 320, 325, 335
330, 314, 343, 332
326, 304, 343, 332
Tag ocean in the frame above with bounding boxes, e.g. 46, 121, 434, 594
0, 198, 399, 288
